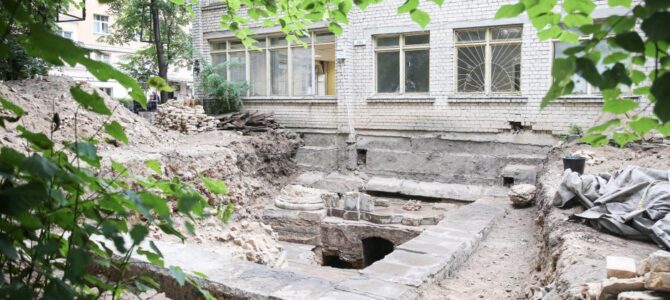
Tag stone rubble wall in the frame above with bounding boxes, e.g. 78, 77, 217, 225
153, 100, 220, 133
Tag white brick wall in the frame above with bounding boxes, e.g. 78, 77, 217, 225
193, 0, 647, 135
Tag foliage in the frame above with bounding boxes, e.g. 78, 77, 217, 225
214, 0, 442, 47
104, 0, 192, 88
569, 124, 584, 136
0, 0, 224, 299
0, 35, 50, 80
496, 0, 670, 146
118, 47, 158, 86
199, 61, 248, 114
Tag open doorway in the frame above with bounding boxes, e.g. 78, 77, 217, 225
362, 237, 395, 267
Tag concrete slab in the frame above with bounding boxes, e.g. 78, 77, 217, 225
317, 289, 379, 300
296, 146, 338, 171
335, 276, 419, 299
292, 171, 327, 186
360, 250, 447, 287
311, 172, 366, 194
366, 176, 508, 202
501, 164, 538, 185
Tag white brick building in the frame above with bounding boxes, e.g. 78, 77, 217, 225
192, 0, 643, 181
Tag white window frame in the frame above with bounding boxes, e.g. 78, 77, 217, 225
209, 32, 335, 97
454, 26, 522, 95
58, 30, 73, 39
373, 33, 430, 94
93, 14, 109, 34
95, 52, 111, 64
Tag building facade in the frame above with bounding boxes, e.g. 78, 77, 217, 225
193, 0, 646, 180
52, 1, 193, 100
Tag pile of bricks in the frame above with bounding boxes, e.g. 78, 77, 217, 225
581, 251, 670, 300
153, 100, 220, 134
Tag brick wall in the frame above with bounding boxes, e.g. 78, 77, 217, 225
192, 0, 647, 136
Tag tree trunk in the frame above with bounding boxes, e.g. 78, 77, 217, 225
150, 0, 168, 103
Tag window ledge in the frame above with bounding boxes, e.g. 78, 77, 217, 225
448, 95, 527, 103
241, 96, 337, 104
556, 95, 640, 103
366, 95, 435, 103
203, 2, 226, 10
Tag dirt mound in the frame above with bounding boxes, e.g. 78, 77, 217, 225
0, 76, 303, 267
534, 140, 670, 299
0, 76, 174, 150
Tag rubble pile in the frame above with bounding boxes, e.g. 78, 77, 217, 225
215, 111, 281, 132
0, 76, 171, 149
581, 251, 670, 300
154, 100, 220, 133
216, 220, 286, 267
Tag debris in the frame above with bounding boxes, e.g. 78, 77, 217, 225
598, 277, 646, 300
154, 100, 220, 133
617, 291, 667, 300
645, 272, 670, 292
508, 184, 537, 207
646, 251, 670, 273
402, 199, 422, 211
213, 111, 281, 132
608, 256, 638, 279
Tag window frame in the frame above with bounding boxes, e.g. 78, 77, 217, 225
454, 26, 522, 96
373, 32, 430, 95
93, 14, 109, 35
209, 32, 335, 98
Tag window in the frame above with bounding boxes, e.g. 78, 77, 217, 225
455, 26, 522, 94
374, 33, 429, 94
209, 32, 336, 97
57, 30, 73, 39
95, 52, 111, 64
553, 39, 629, 96
93, 15, 109, 34
100, 87, 113, 97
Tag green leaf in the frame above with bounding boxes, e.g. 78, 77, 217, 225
629, 117, 659, 135
70, 85, 112, 115
613, 131, 637, 147
651, 73, 670, 122
495, 3, 525, 19
608, 0, 631, 7
538, 26, 562, 40
328, 22, 343, 35
564, 13, 592, 27
429, 0, 444, 6
630, 70, 646, 84
177, 193, 201, 214
559, 30, 580, 43
398, 0, 419, 13
169, 266, 186, 286
139, 192, 170, 218
0, 233, 18, 260
580, 133, 609, 147
111, 160, 127, 174
201, 177, 228, 195
0, 97, 24, 118
563, 0, 596, 14
17, 126, 54, 151
130, 225, 149, 245
602, 98, 639, 114
67, 142, 100, 168
575, 57, 602, 86
410, 9, 430, 28
145, 160, 162, 174
104, 121, 129, 144
552, 58, 576, 81
613, 32, 645, 53
147, 76, 174, 92
222, 202, 234, 223
641, 12, 670, 41
138, 248, 165, 267
603, 52, 629, 64
0, 181, 48, 216
20, 154, 58, 178
588, 119, 621, 133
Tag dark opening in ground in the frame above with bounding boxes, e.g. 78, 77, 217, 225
322, 254, 358, 269
357, 149, 367, 166
362, 237, 395, 267
503, 176, 515, 187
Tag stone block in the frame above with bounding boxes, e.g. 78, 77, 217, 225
343, 192, 360, 211
330, 208, 344, 218
617, 291, 668, 300
501, 164, 538, 185
366, 213, 392, 224
599, 277, 645, 300
335, 277, 418, 300
508, 184, 537, 207
401, 216, 421, 226
312, 172, 365, 194
647, 251, 670, 273
645, 272, 670, 292
607, 256, 637, 279
342, 211, 359, 221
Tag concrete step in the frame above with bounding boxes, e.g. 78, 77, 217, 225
366, 176, 508, 202
295, 146, 338, 171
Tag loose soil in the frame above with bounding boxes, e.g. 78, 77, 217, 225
421, 198, 538, 300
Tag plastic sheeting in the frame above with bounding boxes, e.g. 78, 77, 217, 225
554, 165, 670, 249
